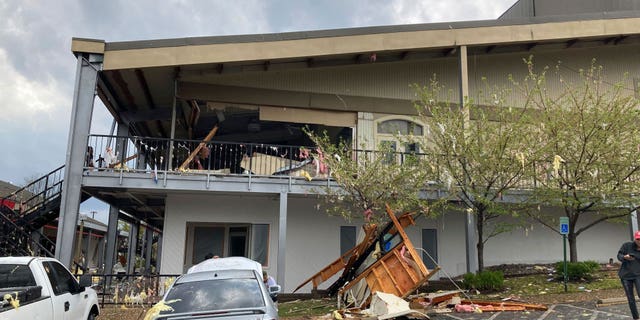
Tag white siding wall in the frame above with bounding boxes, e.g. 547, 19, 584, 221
161, 193, 280, 274
195, 44, 640, 109
161, 192, 631, 292
484, 208, 629, 266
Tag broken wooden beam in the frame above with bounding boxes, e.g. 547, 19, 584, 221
178, 125, 218, 171
460, 299, 547, 311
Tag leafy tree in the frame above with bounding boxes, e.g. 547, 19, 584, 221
306, 131, 430, 224
514, 59, 640, 262
412, 77, 537, 271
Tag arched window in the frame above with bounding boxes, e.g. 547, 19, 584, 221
375, 117, 424, 154
377, 119, 423, 136
375, 117, 425, 164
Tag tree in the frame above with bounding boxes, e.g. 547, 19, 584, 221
515, 59, 640, 262
412, 77, 537, 271
306, 131, 430, 224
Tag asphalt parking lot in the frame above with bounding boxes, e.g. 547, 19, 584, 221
428, 301, 633, 319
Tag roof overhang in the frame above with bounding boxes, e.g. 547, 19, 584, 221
71, 16, 640, 70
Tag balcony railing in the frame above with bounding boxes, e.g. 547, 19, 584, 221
86, 135, 325, 179
85, 135, 640, 194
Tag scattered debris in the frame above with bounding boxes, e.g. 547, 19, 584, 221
296, 203, 548, 317
296, 204, 439, 309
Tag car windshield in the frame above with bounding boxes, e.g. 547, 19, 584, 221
162, 278, 266, 314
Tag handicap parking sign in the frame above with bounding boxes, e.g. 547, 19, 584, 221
560, 217, 569, 235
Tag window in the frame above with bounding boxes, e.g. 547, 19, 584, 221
43, 261, 79, 295
377, 119, 423, 136
189, 223, 270, 267
193, 226, 225, 264
340, 226, 357, 255
421, 229, 438, 270
375, 117, 425, 164
251, 224, 270, 266
0, 264, 36, 288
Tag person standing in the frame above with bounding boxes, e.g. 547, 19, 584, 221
618, 230, 640, 320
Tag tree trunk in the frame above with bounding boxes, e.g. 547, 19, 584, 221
477, 209, 485, 272
568, 232, 578, 262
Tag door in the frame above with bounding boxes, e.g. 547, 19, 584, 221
228, 226, 248, 257
421, 229, 438, 270
43, 261, 89, 320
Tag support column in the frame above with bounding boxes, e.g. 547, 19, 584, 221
356, 112, 374, 150
277, 192, 288, 291
56, 53, 102, 267
116, 122, 129, 164
127, 221, 139, 274
168, 81, 178, 171
156, 234, 163, 273
630, 209, 638, 239
97, 237, 105, 272
459, 45, 478, 274
104, 206, 119, 275
145, 228, 154, 273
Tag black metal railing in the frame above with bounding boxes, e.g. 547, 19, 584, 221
84, 134, 640, 194
0, 165, 65, 220
84, 273, 181, 307
86, 135, 321, 178
0, 209, 56, 257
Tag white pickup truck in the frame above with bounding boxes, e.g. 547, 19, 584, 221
0, 256, 100, 320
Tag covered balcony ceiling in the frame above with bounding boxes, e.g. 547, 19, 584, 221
96, 33, 640, 143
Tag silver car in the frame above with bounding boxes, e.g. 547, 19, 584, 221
149, 269, 280, 320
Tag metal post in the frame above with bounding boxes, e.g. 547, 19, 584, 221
563, 234, 568, 292
168, 80, 177, 170
104, 206, 119, 276
145, 228, 154, 273
277, 192, 288, 290
127, 221, 139, 274
459, 45, 477, 274
56, 53, 102, 267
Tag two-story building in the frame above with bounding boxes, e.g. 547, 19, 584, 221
57, 0, 640, 292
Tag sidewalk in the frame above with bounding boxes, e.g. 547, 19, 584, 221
428, 299, 634, 319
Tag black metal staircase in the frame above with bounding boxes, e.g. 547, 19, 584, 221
0, 165, 88, 257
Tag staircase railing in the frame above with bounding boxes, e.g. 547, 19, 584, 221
0, 165, 65, 257
0, 208, 55, 257
0, 165, 65, 223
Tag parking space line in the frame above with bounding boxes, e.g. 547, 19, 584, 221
555, 304, 631, 318
537, 304, 555, 319
487, 312, 501, 320
443, 314, 465, 320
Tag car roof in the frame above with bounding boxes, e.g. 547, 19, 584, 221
187, 256, 262, 276
0, 256, 55, 265
176, 269, 259, 284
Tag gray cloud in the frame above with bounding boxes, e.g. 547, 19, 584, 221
0, 0, 515, 192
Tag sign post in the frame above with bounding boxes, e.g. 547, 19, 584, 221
560, 217, 569, 292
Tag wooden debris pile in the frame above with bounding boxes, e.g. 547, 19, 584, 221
295, 204, 440, 309
409, 290, 547, 315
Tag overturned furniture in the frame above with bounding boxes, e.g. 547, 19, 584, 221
295, 204, 439, 308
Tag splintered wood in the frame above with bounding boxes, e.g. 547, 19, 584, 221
294, 204, 439, 308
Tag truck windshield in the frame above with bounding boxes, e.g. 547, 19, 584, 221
162, 278, 265, 315
0, 264, 36, 288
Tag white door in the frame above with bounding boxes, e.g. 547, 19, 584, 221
43, 261, 89, 320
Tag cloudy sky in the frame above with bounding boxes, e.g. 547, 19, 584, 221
0, 0, 516, 222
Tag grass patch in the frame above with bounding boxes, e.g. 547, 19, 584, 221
277, 268, 622, 318
476, 269, 620, 298
279, 298, 336, 318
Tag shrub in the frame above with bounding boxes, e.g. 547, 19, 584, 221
462, 270, 504, 291
554, 260, 600, 281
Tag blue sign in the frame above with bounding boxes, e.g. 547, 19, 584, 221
560, 217, 569, 235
